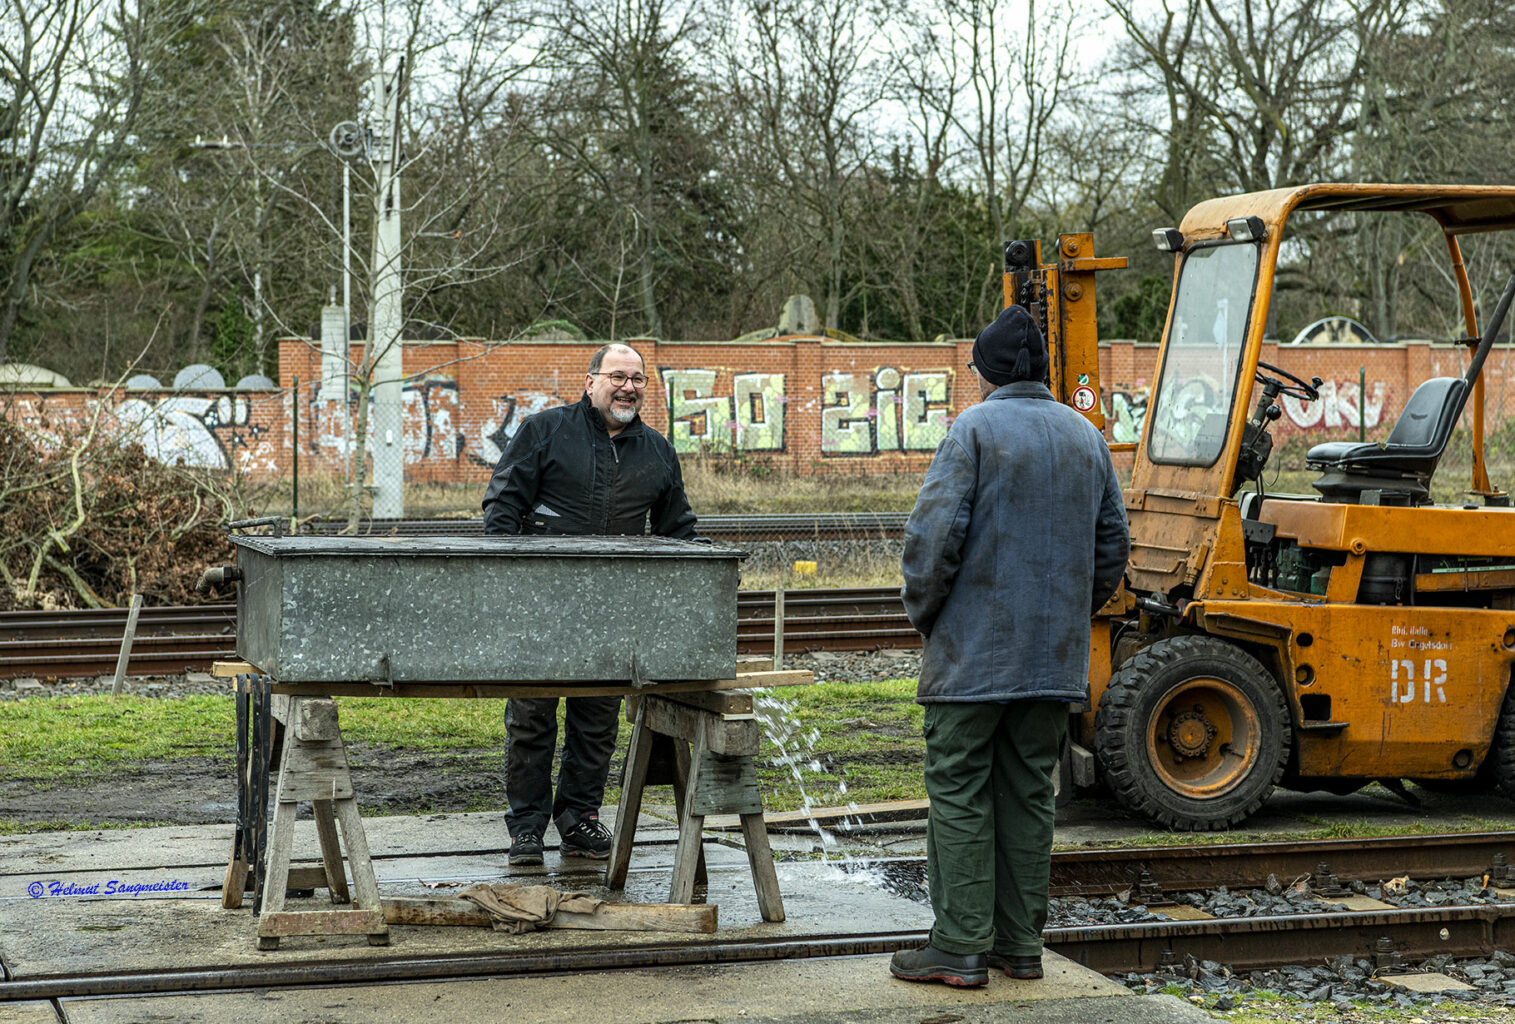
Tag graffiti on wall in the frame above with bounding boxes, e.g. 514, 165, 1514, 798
309, 375, 475, 466
1280, 379, 1386, 430
1106, 377, 1386, 443
14, 392, 275, 472
469, 390, 557, 467
114, 395, 265, 471
659, 367, 954, 455
820, 368, 953, 455
1108, 385, 1150, 445
663, 369, 787, 453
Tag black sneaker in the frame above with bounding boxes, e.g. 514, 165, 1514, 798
509, 833, 544, 866
987, 952, 1043, 979
559, 814, 613, 860
889, 944, 988, 987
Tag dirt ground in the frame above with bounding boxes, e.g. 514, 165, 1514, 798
0, 745, 517, 829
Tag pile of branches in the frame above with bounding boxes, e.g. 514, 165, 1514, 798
0, 417, 235, 612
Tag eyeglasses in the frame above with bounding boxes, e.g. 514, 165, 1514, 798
590, 371, 649, 389
967, 363, 978, 377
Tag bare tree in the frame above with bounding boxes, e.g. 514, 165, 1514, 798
727, 0, 892, 331
0, 0, 161, 363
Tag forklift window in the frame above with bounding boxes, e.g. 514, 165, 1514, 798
1146, 242, 1259, 466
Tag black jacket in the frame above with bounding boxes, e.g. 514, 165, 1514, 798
481, 395, 698, 538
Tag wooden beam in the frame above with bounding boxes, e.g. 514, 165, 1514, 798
264, 670, 814, 698
707, 798, 931, 831
382, 897, 716, 933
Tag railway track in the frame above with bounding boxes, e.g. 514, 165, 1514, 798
300, 512, 908, 541
0, 587, 915, 680
3, 833, 1514, 999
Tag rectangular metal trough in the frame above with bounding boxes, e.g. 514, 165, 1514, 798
230, 535, 744, 685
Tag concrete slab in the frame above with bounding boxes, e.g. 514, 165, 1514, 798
1153, 904, 1213, 921
56, 952, 1146, 1024
1381, 972, 1477, 993
0, 1003, 59, 1024
0, 857, 932, 978
0, 810, 682, 881
1322, 894, 1395, 912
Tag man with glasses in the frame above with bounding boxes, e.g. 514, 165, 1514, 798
482, 343, 697, 865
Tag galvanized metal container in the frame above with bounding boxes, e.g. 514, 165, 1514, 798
230, 535, 744, 684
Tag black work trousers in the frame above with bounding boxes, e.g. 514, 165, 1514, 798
503, 695, 622, 839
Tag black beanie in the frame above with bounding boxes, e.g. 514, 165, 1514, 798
971, 305, 1048, 386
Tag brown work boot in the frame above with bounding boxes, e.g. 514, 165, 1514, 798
889, 944, 989, 987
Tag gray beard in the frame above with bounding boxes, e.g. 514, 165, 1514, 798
609, 404, 637, 425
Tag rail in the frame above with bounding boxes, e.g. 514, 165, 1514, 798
0, 587, 916, 680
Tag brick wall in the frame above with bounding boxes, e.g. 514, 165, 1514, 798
8, 336, 1512, 486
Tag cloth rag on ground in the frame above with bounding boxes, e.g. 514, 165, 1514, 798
457, 883, 605, 934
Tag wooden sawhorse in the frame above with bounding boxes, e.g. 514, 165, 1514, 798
217, 663, 811, 944
606, 689, 785, 922
220, 671, 387, 949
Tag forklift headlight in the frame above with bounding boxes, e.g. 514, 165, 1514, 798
1152, 228, 1184, 252
1226, 216, 1266, 242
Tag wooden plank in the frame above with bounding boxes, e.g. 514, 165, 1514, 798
293, 698, 340, 741
689, 752, 763, 816
669, 716, 709, 905
311, 799, 351, 903
736, 657, 773, 673
110, 594, 142, 697
259, 908, 387, 938
642, 698, 759, 755
278, 740, 355, 801
267, 670, 814, 698
213, 660, 257, 678
663, 690, 754, 716
708, 799, 932, 831
382, 897, 716, 933
671, 734, 706, 885
740, 811, 786, 923
606, 702, 654, 890
333, 797, 389, 944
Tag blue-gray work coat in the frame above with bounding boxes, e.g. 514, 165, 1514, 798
902, 381, 1130, 704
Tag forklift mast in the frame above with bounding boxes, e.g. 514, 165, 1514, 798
1003, 234, 1128, 435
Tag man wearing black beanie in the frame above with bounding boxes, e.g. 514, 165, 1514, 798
891, 306, 1129, 988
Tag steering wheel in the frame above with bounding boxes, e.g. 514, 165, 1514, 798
1255, 360, 1320, 402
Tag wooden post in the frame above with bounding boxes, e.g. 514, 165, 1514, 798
110, 594, 143, 696
772, 585, 784, 669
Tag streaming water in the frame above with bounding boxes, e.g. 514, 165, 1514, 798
753, 690, 887, 888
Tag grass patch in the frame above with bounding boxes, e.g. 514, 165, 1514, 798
0, 695, 236, 777
0, 819, 173, 835
1179, 988, 1515, 1022
0, 684, 926, 814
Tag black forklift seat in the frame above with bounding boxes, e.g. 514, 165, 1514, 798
1306, 376, 1467, 503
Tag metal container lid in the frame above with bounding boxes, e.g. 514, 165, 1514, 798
228, 534, 746, 560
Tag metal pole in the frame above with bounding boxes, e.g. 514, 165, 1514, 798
369, 62, 406, 518
292, 375, 300, 528
343, 163, 353, 484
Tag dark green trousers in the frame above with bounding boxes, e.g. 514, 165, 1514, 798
922, 700, 1068, 957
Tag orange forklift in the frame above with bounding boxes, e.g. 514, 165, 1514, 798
1013, 184, 1515, 830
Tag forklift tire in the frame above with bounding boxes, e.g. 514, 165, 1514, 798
1095, 635, 1290, 831
1490, 685, 1515, 802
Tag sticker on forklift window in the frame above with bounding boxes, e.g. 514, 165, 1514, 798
1390, 658, 1447, 704
1072, 385, 1098, 412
